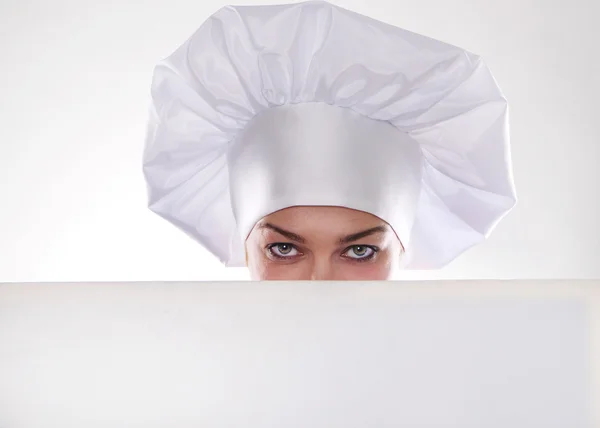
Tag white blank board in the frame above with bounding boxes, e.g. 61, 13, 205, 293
0, 280, 598, 427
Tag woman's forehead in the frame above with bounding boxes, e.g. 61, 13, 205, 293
256, 206, 393, 240
265, 205, 384, 224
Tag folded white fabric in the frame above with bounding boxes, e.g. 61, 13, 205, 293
143, 0, 517, 269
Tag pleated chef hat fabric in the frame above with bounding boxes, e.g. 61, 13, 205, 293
142, 0, 517, 270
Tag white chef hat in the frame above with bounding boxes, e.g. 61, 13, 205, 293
143, 0, 517, 270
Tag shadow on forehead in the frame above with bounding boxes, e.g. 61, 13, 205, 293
263, 205, 387, 222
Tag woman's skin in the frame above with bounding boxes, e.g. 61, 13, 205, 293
245, 206, 403, 280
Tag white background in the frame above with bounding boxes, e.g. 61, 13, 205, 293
1, 280, 597, 427
0, 0, 599, 282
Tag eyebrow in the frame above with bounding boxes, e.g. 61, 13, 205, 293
258, 223, 388, 245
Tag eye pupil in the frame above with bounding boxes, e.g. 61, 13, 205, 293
278, 244, 292, 254
353, 246, 367, 255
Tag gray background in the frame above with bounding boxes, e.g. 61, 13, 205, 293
0, 0, 598, 281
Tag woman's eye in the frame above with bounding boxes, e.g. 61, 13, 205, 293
268, 243, 299, 259
343, 245, 377, 261
267, 244, 378, 262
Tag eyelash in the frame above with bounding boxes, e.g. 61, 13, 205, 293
266, 243, 379, 263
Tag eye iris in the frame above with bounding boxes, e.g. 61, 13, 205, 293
353, 246, 367, 256
278, 244, 292, 254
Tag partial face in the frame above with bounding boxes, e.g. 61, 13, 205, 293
245, 206, 403, 280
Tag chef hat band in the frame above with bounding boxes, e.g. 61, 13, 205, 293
226, 102, 424, 250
